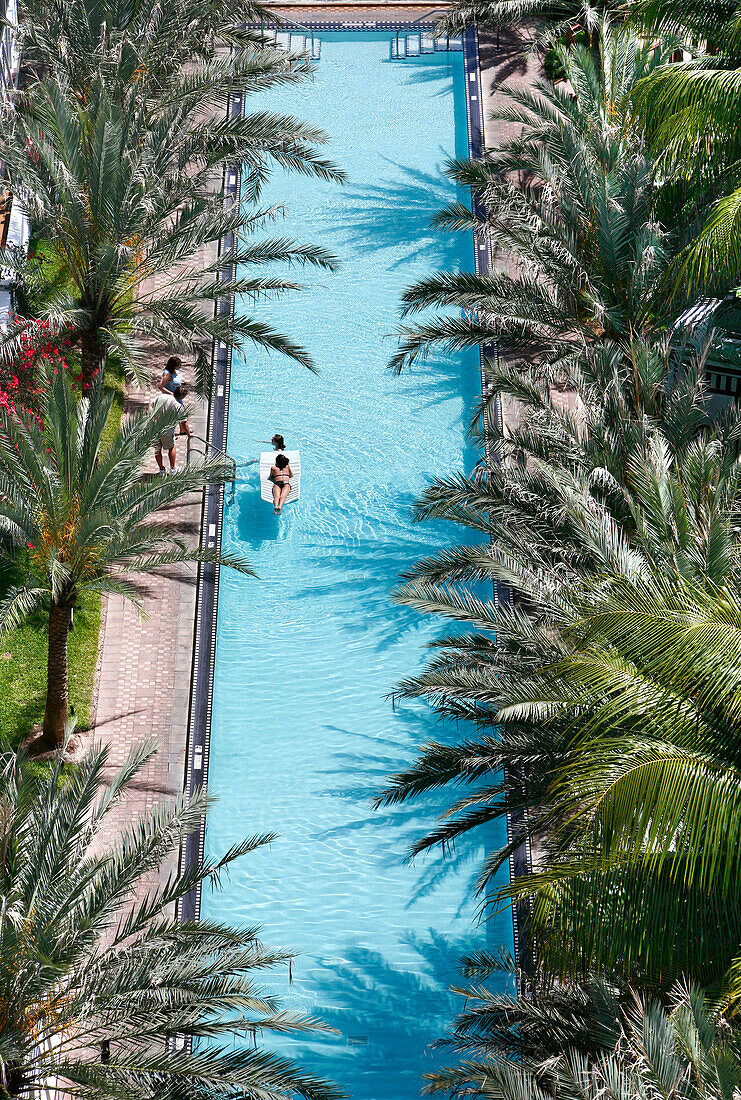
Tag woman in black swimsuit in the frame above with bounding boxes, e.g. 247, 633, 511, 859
270, 453, 293, 514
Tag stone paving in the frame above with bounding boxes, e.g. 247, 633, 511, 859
91, 356, 207, 884
478, 25, 578, 431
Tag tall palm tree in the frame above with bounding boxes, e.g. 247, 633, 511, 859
397, 339, 723, 608
0, 737, 343, 1100
440, 0, 622, 40
383, 570, 741, 991
378, 340, 741, 990
428, 978, 738, 1100
0, 367, 250, 750
1, 72, 341, 386
493, 573, 741, 993
432, 949, 622, 1082
390, 25, 678, 375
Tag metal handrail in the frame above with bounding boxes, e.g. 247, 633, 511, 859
259, 13, 317, 58
187, 434, 238, 505
394, 9, 453, 55
187, 433, 236, 469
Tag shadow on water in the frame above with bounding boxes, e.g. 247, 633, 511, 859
384, 48, 470, 98
235, 487, 284, 550
293, 521, 483, 651
334, 157, 466, 272
286, 931, 510, 1100
396, 62, 464, 93
392, 345, 481, 411
312, 711, 501, 912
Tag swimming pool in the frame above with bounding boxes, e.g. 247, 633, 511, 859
201, 30, 514, 1098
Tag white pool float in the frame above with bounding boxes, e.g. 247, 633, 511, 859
260, 450, 301, 504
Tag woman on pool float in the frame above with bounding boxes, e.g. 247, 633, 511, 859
269, 453, 293, 513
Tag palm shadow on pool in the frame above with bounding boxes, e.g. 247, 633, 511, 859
292, 486, 485, 646
332, 158, 470, 273
293, 932, 469, 1099
316, 705, 511, 909
268, 930, 514, 1100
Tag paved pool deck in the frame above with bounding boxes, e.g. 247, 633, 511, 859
91, 353, 207, 885
91, 22, 537, 890
479, 27, 578, 431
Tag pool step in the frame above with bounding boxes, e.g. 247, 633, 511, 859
262, 28, 322, 60
390, 32, 464, 59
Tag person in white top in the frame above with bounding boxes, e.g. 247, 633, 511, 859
150, 384, 192, 473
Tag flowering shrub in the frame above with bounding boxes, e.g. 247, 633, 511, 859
0, 319, 93, 425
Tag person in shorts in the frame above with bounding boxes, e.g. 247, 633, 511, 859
151, 385, 191, 472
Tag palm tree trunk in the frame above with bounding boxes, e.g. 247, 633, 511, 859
41, 596, 71, 749
80, 330, 104, 386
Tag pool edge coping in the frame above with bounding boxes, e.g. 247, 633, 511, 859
179, 23, 523, 974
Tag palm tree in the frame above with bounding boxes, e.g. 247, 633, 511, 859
0, 367, 250, 750
378, 337, 741, 990
0, 736, 343, 1100
440, 0, 622, 41
428, 978, 738, 1100
397, 338, 723, 605
390, 25, 679, 375
383, 572, 741, 991
493, 573, 741, 993
431, 950, 622, 1082
14, 0, 284, 99
626, 0, 741, 291
1, 71, 341, 386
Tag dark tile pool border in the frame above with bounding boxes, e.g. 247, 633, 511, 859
179, 25, 524, 973
179, 87, 244, 922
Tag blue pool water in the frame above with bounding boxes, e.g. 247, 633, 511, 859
202, 32, 513, 1098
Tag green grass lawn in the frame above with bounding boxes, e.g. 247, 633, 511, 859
0, 593, 103, 750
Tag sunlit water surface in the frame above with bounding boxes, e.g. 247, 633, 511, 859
202, 31, 514, 1099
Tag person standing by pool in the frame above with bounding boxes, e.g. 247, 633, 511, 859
151, 387, 182, 473
158, 355, 184, 395
158, 356, 191, 438
172, 383, 193, 440
269, 453, 293, 513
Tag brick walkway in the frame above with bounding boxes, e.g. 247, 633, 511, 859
91, 360, 207, 883
478, 26, 577, 430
